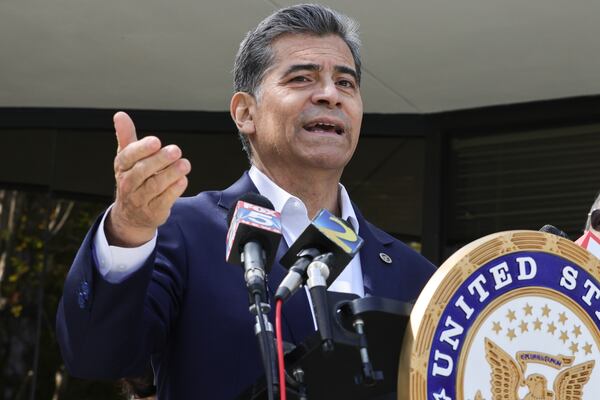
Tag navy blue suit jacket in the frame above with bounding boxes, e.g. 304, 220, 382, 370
56, 172, 436, 399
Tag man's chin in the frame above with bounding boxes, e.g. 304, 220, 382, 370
298, 152, 351, 172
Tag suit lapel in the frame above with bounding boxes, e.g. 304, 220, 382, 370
354, 205, 397, 299
217, 171, 258, 211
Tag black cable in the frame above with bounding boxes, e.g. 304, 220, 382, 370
255, 293, 275, 400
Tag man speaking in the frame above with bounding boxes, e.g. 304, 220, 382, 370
56, 4, 435, 398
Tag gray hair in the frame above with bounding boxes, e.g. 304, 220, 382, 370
233, 3, 361, 159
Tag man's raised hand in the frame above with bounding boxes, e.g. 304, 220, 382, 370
105, 111, 191, 247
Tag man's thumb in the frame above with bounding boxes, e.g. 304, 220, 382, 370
113, 111, 138, 152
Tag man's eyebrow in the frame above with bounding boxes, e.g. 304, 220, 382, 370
280, 64, 358, 82
281, 63, 320, 77
335, 65, 358, 82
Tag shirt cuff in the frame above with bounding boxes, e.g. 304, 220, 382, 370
93, 204, 157, 283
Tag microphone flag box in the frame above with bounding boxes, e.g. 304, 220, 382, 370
225, 200, 282, 266
280, 209, 364, 286
575, 230, 600, 259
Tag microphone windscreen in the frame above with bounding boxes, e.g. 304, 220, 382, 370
225, 193, 282, 269
539, 224, 570, 240
280, 209, 363, 286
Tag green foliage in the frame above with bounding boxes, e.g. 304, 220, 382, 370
0, 190, 125, 400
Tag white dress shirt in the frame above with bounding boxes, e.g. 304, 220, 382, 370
93, 166, 364, 297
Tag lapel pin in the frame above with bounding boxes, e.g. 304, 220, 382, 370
379, 252, 392, 264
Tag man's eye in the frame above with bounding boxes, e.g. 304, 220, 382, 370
290, 76, 310, 82
337, 79, 356, 88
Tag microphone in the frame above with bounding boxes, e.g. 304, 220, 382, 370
225, 193, 282, 400
275, 248, 320, 302
276, 209, 364, 302
226, 193, 282, 299
539, 224, 570, 240
305, 252, 335, 352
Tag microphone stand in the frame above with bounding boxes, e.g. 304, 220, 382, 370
251, 294, 278, 400
242, 242, 278, 400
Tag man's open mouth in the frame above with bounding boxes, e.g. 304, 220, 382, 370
304, 121, 344, 135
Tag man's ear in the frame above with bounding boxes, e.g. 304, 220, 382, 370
230, 92, 256, 136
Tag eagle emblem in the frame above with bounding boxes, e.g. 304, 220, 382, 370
483, 338, 595, 400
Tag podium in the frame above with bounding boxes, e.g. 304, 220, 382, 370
239, 232, 600, 400
237, 292, 412, 400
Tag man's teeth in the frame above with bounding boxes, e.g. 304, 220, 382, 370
306, 123, 341, 133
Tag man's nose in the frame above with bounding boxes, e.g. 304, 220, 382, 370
311, 79, 341, 108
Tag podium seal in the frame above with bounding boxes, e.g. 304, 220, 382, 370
399, 231, 600, 400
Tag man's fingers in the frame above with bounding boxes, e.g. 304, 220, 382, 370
110, 112, 190, 242
148, 176, 189, 216
122, 145, 183, 191
114, 112, 139, 153
115, 136, 163, 172
137, 158, 191, 199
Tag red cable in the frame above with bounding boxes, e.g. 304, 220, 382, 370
275, 299, 287, 400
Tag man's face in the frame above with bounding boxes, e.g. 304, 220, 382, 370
249, 33, 363, 175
